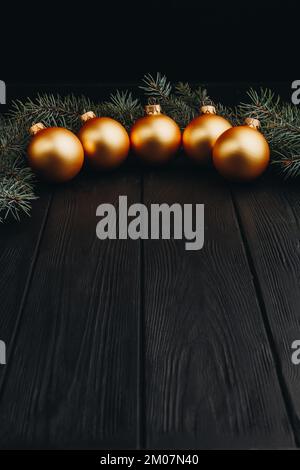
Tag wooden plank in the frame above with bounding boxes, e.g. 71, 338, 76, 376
143, 169, 296, 449
232, 176, 300, 445
0, 188, 52, 383
0, 172, 141, 449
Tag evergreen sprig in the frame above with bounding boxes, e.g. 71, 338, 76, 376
141, 73, 173, 100
9, 94, 95, 131
0, 91, 143, 222
96, 90, 143, 130
1, 75, 300, 223
140, 73, 213, 128
238, 88, 300, 178
0, 120, 37, 222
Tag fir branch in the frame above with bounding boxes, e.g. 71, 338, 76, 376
216, 103, 240, 126
9, 94, 94, 131
141, 73, 172, 100
140, 74, 237, 128
175, 82, 211, 110
96, 90, 143, 130
0, 119, 28, 157
140, 74, 213, 128
2, 79, 300, 225
0, 153, 37, 222
239, 88, 300, 178
0, 117, 36, 222
140, 73, 193, 127
0, 90, 143, 222
272, 150, 300, 179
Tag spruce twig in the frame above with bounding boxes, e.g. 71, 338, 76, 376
141, 73, 172, 100
239, 88, 300, 178
140, 73, 204, 128
96, 90, 143, 130
0, 91, 143, 222
140, 73, 236, 128
0, 116, 37, 222
9, 94, 95, 131
2, 79, 300, 224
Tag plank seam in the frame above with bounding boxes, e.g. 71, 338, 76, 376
0, 191, 54, 402
137, 171, 146, 450
230, 187, 299, 448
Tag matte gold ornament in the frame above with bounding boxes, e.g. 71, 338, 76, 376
213, 118, 270, 181
28, 124, 84, 183
183, 106, 232, 165
130, 104, 181, 164
78, 112, 130, 170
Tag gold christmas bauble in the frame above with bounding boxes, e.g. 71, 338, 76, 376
183, 106, 232, 165
130, 105, 181, 164
213, 119, 270, 181
27, 124, 84, 183
78, 112, 130, 170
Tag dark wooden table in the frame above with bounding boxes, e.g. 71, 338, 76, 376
1, 162, 300, 450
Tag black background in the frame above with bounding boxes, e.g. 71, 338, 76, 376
1, 1, 300, 452
1, 0, 298, 85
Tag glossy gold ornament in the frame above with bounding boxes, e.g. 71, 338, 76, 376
27, 124, 84, 183
78, 112, 130, 170
213, 118, 270, 181
130, 105, 181, 164
183, 106, 232, 165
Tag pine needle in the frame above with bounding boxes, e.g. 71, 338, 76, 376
1, 78, 300, 223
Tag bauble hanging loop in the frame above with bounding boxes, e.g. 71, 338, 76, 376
213, 118, 270, 181
245, 118, 261, 129
30, 123, 47, 135
78, 112, 130, 170
81, 111, 97, 123
130, 104, 181, 165
145, 104, 162, 115
183, 106, 232, 165
27, 124, 84, 183
201, 105, 217, 115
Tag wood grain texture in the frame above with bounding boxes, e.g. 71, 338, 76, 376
0, 172, 141, 449
0, 189, 52, 387
232, 177, 300, 443
143, 169, 295, 449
